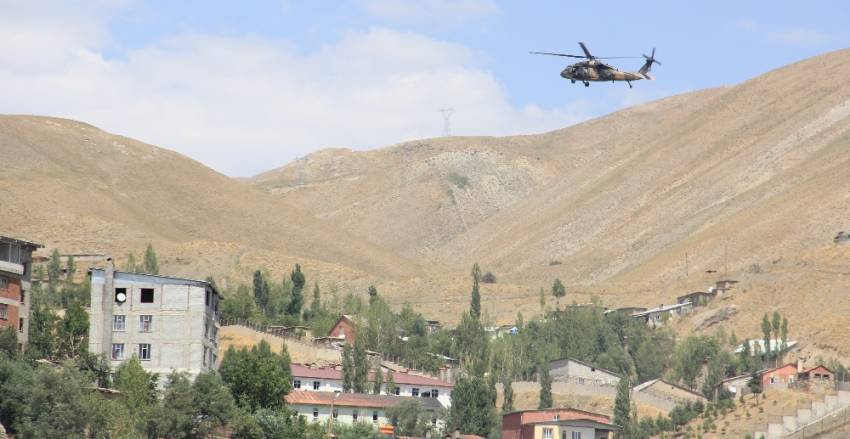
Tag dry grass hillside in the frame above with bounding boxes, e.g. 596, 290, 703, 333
3, 49, 850, 356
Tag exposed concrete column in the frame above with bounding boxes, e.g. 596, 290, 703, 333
100, 259, 115, 360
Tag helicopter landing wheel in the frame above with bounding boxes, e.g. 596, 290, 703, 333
571, 79, 575, 84
583, 81, 590, 87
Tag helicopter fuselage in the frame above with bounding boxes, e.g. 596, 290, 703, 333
560, 61, 647, 82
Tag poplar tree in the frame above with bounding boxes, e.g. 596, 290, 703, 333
780, 317, 789, 352
143, 243, 159, 274
372, 367, 383, 395
771, 311, 781, 347
538, 364, 553, 409
352, 340, 369, 393
613, 376, 632, 435
310, 282, 321, 316
125, 252, 137, 273
65, 255, 76, 282
761, 314, 772, 355
287, 264, 305, 316
47, 249, 62, 295
342, 344, 354, 393
470, 263, 482, 319
551, 278, 566, 306
502, 375, 515, 414
385, 371, 396, 395
368, 285, 379, 307
252, 270, 269, 313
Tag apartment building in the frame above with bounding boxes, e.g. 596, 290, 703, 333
0, 236, 43, 348
89, 264, 221, 379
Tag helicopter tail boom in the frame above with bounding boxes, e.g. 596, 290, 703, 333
638, 47, 661, 75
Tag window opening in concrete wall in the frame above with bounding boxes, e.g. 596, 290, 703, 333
412, 388, 419, 397
313, 407, 318, 419
294, 379, 301, 389
0, 276, 8, 289
113, 315, 126, 331
352, 410, 359, 422
313, 381, 320, 390
372, 410, 378, 423
139, 343, 151, 360
141, 288, 154, 303
115, 288, 127, 304
432, 389, 439, 398
20, 289, 24, 304
139, 315, 152, 332
18, 318, 23, 332
112, 343, 124, 360
0, 303, 7, 320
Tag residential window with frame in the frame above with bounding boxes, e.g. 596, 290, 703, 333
571, 432, 581, 439
542, 428, 553, 439
113, 315, 126, 331
0, 303, 7, 320
0, 276, 8, 289
352, 410, 359, 422
431, 389, 439, 398
18, 318, 23, 332
112, 343, 124, 360
411, 388, 419, 397
20, 289, 25, 304
394, 387, 400, 396
332, 408, 338, 419
138, 343, 151, 361
312, 407, 319, 420
313, 381, 320, 390
293, 379, 301, 389
372, 410, 378, 423
139, 315, 153, 332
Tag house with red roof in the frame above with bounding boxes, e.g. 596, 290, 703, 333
325, 314, 356, 344
502, 407, 614, 439
290, 363, 454, 408
759, 363, 799, 389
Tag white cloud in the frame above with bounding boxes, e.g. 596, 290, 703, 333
358, 0, 500, 24
0, 4, 584, 176
736, 19, 831, 46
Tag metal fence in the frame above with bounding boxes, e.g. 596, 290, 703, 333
785, 403, 850, 438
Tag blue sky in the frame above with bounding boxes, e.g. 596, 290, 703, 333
2, 1, 849, 175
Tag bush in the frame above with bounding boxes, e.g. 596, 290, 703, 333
447, 172, 470, 189
481, 272, 497, 284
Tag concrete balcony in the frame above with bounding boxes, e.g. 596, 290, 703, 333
0, 260, 23, 276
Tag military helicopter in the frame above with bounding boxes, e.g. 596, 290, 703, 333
530, 42, 660, 88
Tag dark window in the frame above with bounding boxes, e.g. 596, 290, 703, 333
313, 407, 319, 419
432, 389, 439, 398
20, 289, 25, 304
141, 288, 154, 303
0, 303, 7, 320
115, 287, 128, 304
313, 381, 320, 390
293, 379, 301, 389
0, 276, 7, 289
422, 391, 431, 398
352, 410, 358, 422
205, 290, 211, 306
412, 388, 419, 397
372, 411, 378, 423
139, 343, 151, 360
18, 318, 23, 332
394, 387, 400, 395
332, 408, 338, 419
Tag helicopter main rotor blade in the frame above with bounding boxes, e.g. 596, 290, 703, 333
578, 42, 593, 59
529, 51, 586, 58
595, 56, 644, 59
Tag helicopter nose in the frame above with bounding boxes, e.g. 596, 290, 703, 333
560, 69, 570, 78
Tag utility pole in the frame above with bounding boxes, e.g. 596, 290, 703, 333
724, 241, 728, 277
685, 252, 689, 278
439, 108, 454, 137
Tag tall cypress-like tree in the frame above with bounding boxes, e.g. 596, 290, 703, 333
125, 252, 137, 273
502, 375, 514, 414
613, 376, 631, 436
47, 249, 62, 295
385, 370, 396, 395
367, 285, 379, 307
252, 270, 269, 313
287, 264, 305, 316
761, 313, 772, 355
780, 317, 789, 352
449, 376, 497, 437
470, 263, 482, 319
143, 243, 159, 274
352, 339, 369, 393
65, 255, 76, 282
372, 367, 383, 395
310, 282, 321, 316
771, 311, 781, 347
538, 364, 553, 409
342, 344, 354, 393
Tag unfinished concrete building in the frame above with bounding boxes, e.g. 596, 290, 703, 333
88, 263, 221, 379
0, 236, 42, 349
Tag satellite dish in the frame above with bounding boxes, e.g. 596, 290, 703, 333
115, 292, 127, 303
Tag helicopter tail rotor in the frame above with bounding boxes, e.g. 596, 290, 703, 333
638, 47, 660, 76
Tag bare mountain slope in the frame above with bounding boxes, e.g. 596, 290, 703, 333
0, 116, 422, 284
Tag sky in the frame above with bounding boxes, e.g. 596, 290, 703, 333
2, 1, 849, 176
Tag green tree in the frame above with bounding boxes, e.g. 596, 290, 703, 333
761, 314, 772, 355
502, 375, 514, 414
287, 264, 305, 316
386, 400, 435, 437
367, 285, 379, 307
342, 343, 354, 393
221, 284, 258, 321
153, 372, 196, 438
538, 287, 545, 311
385, 370, 396, 395
470, 263, 482, 319
115, 355, 159, 421
219, 340, 293, 411
56, 301, 88, 359
27, 299, 58, 359
65, 255, 76, 282
47, 249, 62, 295
771, 311, 781, 347
193, 371, 237, 435
309, 282, 322, 318
372, 366, 383, 394
0, 327, 18, 357
538, 364, 553, 409
143, 243, 159, 275
449, 376, 497, 437
551, 278, 566, 306
780, 317, 788, 352
352, 339, 369, 393
613, 376, 632, 436
125, 252, 137, 273
252, 270, 270, 313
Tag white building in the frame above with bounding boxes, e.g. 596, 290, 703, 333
285, 390, 444, 430
548, 357, 621, 386
291, 363, 454, 408
89, 265, 221, 379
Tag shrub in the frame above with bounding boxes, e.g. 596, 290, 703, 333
481, 272, 497, 283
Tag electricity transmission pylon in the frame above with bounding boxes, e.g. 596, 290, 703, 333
439, 108, 454, 137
